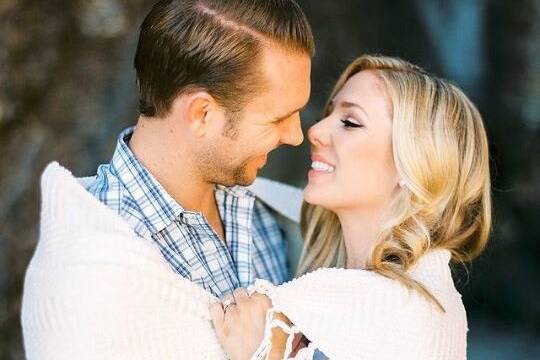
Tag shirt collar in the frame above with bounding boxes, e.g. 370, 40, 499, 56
110, 127, 257, 235
216, 184, 255, 199
110, 127, 184, 235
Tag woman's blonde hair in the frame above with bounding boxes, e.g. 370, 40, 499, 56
297, 55, 492, 310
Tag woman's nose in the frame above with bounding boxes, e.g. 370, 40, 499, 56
308, 118, 330, 147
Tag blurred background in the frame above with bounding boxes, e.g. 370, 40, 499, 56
0, 0, 539, 358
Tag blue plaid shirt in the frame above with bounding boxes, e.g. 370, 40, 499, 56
84, 127, 288, 298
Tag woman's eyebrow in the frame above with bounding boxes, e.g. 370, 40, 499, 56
334, 100, 370, 119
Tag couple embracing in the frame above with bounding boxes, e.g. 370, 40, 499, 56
21, 1, 491, 359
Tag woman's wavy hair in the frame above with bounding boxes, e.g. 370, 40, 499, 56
297, 55, 492, 310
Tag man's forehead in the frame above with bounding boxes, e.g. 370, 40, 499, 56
241, 43, 310, 118
260, 43, 310, 81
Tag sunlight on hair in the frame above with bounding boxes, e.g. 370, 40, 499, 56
298, 55, 492, 312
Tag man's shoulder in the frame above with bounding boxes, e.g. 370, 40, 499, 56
78, 175, 98, 190
248, 177, 303, 224
79, 163, 124, 201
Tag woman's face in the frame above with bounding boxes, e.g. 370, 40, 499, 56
304, 70, 399, 213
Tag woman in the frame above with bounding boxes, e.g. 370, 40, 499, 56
210, 54, 492, 360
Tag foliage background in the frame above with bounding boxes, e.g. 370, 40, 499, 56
0, 0, 538, 358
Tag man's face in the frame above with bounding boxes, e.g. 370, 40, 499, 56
201, 44, 312, 186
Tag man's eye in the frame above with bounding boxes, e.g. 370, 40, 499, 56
340, 119, 363, 128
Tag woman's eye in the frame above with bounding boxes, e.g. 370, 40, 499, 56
341, 119, 363, 128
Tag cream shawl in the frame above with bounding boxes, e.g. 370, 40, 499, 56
22, 162, 467, 360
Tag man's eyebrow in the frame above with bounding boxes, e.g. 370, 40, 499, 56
273, 105, 307, 121
330, 100, 370, 119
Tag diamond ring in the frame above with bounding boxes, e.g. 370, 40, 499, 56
222, 298, 236, 313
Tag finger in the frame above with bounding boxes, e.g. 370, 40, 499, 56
233, 287, 249, 303
220, 293, 238, 320
251, 293, 272, 309
221, 292, 235, 304
273, 311, 292, 325
223, 302, 239, 323
209, 301, 225, 333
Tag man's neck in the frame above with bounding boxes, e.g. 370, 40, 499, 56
129, 117, 226, 240
128, 117, 217, 214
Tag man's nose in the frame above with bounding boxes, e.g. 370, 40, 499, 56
280, 114, 304, 146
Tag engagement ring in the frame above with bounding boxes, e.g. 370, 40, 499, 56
222, 298, 236, 312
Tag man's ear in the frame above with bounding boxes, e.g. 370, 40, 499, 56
181, 91, 220, 137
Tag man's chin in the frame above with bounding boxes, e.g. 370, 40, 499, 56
234, 165, 261, 186
217, 167, 258, 187
234, 172, 258, 187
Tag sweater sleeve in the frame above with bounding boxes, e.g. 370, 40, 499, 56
21, 233, 227, 360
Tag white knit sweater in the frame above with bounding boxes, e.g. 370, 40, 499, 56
251, 251, 468, 360
22, 162, 468, 360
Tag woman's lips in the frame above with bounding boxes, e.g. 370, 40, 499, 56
308, 154, 335, 180
311, 154, 335, 167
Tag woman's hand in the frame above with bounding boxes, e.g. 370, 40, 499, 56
210, 288, 272, 360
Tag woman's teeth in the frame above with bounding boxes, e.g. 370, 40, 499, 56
311, 161, 335, 173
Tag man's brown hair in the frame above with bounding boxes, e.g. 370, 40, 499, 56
134, 0, 315, 117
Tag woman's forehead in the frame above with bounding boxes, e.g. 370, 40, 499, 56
334, 71, 388, 109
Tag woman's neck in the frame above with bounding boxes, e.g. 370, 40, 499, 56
336, 206, 388, 269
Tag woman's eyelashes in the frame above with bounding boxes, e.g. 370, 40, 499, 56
340, 118, 364, 128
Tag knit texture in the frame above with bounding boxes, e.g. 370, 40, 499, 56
22, 162, 468, 360
22, 162, 227, 359
252, 250, 468, 360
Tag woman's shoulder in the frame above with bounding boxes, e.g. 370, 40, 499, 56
291, 248, 452, 283
274, 249, 461, 310
263, 249, 467, 360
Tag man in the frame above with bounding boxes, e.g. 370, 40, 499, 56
88, 0, 313, 297
21, 0, 313, 357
